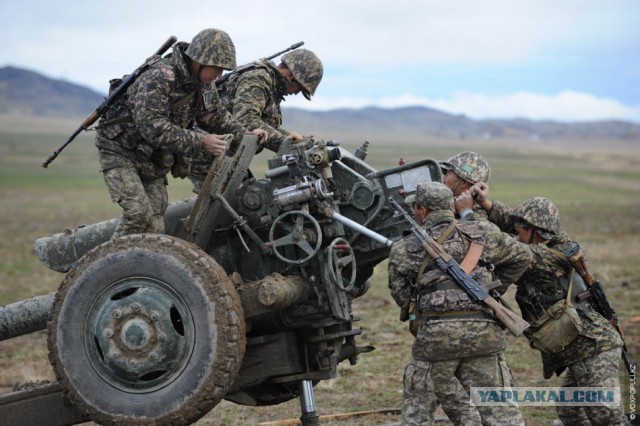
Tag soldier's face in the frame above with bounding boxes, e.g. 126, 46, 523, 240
514, 225, 533, 244
413, 203, 427, 225
443, 169, 470, 196
198, 65, 224, 84
286, 80, 303, 96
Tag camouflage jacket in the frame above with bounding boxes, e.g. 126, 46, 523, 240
95, 41, 246, 180
388, 210, 532, 361
488, 200, 623, 378
217, 59, 291, 152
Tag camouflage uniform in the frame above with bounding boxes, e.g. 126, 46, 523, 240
188, 49, 323, 191
188, 60, 290, 187
488, 198, 628, 426
96, 32, 246, 237
388, 182, 530, 426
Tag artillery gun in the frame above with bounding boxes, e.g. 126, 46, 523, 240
0, 135, 441, 425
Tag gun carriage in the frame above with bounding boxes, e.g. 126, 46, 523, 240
1, 136, 442, 425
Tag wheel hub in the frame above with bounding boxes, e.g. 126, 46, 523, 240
88, 279, 192, 391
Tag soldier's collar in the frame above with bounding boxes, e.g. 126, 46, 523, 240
423, 210, 456, 229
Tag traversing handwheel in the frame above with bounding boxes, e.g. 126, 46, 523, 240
326, 237, 357, 292
268, 210, 322, 265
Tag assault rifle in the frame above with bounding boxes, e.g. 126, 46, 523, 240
571, 248, 634, 375
389, 197, 530, 337
42, 36, 178, 168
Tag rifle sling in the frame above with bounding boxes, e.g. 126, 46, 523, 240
416, 221, 484, 280
416, 220, 458, 280
97, 92, 196, 128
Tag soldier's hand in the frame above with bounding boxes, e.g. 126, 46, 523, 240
288, 131, 303, 142
201, 134, 228, 157
471, 182, 493, 211
454, 190, 474, 213
471, 182, 489, 202
250, 129, 268, 144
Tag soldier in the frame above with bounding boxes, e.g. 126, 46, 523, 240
188, 48, 323, 191
388, 181, 530, 425
475, 194, 629, 426
95, 28, 267, 238
438, 151, 491, 219
395, 193, 440, 426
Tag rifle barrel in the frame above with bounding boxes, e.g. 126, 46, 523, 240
266, 41, 304, 60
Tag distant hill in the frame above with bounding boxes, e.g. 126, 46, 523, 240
0, 66, 104, 117
282, 106, 640, 141
2, 66, 639, 141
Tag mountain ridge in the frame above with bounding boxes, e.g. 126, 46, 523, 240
2, 66, 639, 141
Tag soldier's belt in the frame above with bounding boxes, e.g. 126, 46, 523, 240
422, 310, 494, 321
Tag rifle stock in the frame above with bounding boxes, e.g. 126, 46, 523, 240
42, 36, 177, 168
389, 197, 530, 337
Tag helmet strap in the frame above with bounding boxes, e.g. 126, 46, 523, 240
450, 178, 463, 195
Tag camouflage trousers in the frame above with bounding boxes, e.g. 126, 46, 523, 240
430, 352, 524, 426
401, 359, 438, 426
102, 166, 168, 238
556, 347, 630, 426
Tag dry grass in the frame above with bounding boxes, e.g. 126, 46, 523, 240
0, 122, 638, 425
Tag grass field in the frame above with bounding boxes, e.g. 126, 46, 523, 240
0, 121, 638, 425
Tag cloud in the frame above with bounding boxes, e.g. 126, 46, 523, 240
2, 0, 639, 123
285, 90, 640, 123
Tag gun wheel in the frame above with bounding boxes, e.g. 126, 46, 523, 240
47, 233, 246, 426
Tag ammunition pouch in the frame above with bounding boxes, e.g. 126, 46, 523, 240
399, 303, 410, 323
136, 144, 153, 160
526, 271, 584, 354
408, 313, 420, 338
152, 150, 174, 169
171, 155, 192, 179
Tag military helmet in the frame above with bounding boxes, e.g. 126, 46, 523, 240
511, 197, 560, 234
281, 49, 323, 100
404, 193, 416, 206
415, 181, 453, 211
185, 28, 236, 70
440, 151, 491, 184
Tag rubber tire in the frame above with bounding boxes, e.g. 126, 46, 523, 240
47, 234, 246, 425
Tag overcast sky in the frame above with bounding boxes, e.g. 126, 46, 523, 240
2, 0, 639, 123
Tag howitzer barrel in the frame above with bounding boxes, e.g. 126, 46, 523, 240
35, 197, 195, 272
0, 292, 55, 341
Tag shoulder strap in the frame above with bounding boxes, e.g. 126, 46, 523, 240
547, 246, 577, 304
215, 60, 269, 89
547, 247, 568, 261
416, 220, 458, 279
